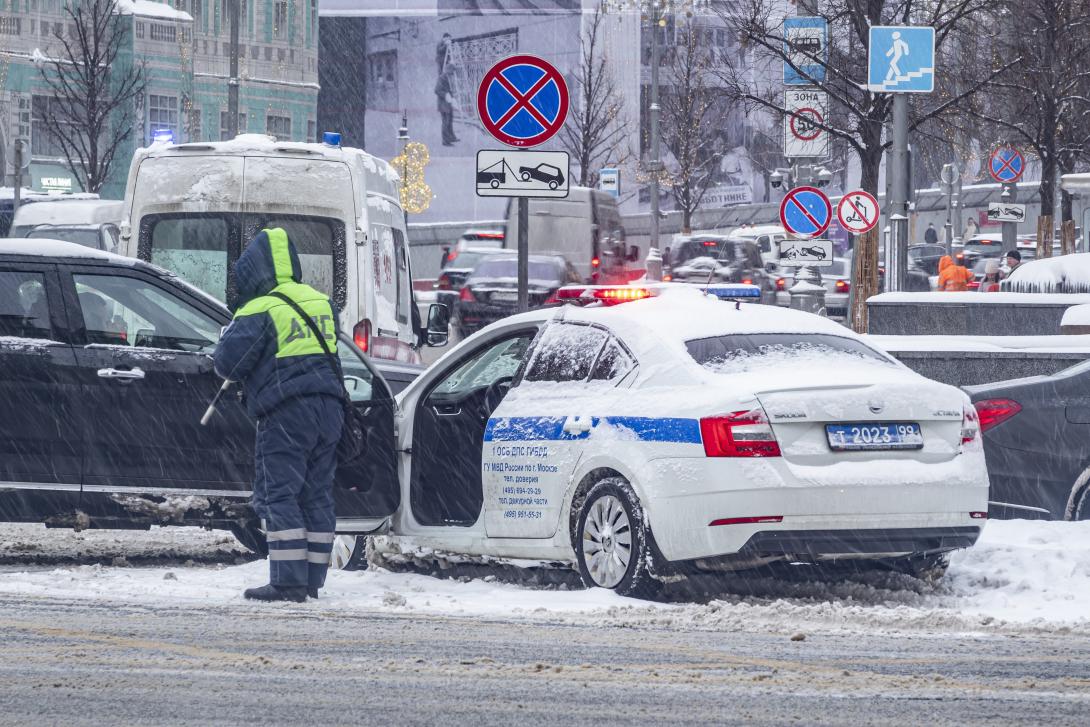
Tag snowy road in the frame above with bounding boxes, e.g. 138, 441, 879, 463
0, 521, 1088, 725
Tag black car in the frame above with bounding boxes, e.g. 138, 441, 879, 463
0, 238, 427, 551
907, 243, 946, 275
454, 253, 580, 337
965, 361, 1090, 521
518, 163, 565, 190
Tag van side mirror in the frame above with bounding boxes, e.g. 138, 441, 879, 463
426, 303, 450, 347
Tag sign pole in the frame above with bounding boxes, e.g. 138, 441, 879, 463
888, 93, 909, 292
1001, 182, 1018, 252
850, 227, 881, 333
517, 197, 529, 313
12, 140, 23, 217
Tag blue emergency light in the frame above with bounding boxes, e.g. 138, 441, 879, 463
151, 129, 174, 144
703, 284, 762, 300
322, 131, 342, 147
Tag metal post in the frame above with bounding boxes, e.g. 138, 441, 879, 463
227, 0, 240, 137
886, 94, 909, 291
12, 140, 24, 217
1001, 183, 1018, 251
648, 4, 662, 253
517, 198, 529, 313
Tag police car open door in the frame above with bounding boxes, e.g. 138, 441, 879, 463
332, 335, 400, 524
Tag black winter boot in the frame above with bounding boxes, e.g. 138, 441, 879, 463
243, 583, 307, 603
307, 587, 319, 600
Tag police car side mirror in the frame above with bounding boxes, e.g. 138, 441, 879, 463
426, 303, 450, 347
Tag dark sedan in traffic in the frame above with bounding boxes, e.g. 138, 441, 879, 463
453, 253, 580, 338
966, 360, 1090, 521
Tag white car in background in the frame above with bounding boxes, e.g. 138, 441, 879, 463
337, 285, 990, 597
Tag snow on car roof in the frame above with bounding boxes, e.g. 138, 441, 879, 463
13, 199, 123, 226
0, 237, 127, 262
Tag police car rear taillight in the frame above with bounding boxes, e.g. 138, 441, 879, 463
353, 319, 371, 354
700, 409, 781, 457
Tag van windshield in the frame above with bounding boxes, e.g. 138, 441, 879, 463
142, 213, 344, 307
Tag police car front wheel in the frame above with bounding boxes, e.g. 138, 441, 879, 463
575, 478, 659, 599
331, 535, 368, 571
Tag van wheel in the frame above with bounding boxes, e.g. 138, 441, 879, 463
330, 535, 368, 571
575, 478, 659, 599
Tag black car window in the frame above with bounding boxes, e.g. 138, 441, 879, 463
0, 270, 52, 340
525, 322, 608, 382
589, 340, 636, 382
73, 273, 221, 352
471, 258, 563, 282
686, 333, 890, 373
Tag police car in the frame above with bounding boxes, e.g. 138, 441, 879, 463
338, 283, 990, 597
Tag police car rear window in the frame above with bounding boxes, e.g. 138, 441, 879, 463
686, 334, 888, 373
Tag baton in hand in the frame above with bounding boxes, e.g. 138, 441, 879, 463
200, 379, 234, 426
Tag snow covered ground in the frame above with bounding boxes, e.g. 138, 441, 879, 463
0, 519, 1087, 638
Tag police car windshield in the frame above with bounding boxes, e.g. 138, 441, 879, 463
686, 333, 889, 373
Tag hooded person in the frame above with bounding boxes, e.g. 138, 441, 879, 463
214, 228, 344, 602
937, 254, 974, 292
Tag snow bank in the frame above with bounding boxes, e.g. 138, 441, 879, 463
870, 291, 1090, 305
1003, 253, 1090, 293
1062, 304, 1090, 328
868, 333, 1090, 353
115, 0, 193, 21
1, 521, 1087, 636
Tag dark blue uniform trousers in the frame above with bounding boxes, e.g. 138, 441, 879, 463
252, 395, 343, 589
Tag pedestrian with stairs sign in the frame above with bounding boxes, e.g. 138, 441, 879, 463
868, 26, 935, 93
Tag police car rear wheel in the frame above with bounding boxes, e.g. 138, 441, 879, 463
575, 478, 658, 599
330, 535, 368, 571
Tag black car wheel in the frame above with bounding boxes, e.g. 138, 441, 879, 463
521, 172, 532, 182
548, 180, 558, 190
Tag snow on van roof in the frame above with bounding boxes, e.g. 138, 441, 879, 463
0, 237, 128, 262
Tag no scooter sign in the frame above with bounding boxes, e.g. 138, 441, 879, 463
837, 190, 880, 234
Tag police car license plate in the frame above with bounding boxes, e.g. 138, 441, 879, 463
826, 423, 923, 451
491, 291, 517, 302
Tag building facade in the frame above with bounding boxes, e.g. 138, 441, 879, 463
0, 0, 318, 199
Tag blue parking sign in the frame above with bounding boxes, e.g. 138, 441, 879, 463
783, 17, 827, 85
868, 26, 935, 93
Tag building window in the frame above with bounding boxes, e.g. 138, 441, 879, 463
250, 44, 259, 60
31, 96, 67, 157
220, 111, 246, 140
148, 94, 179, 142
0, 17, 22, 35
367, 51, 399, 111
149, 23, 177, 42
273, 1, 288, 40
307, 119, 316, 143
266, 114, 291, 142
264, 46, 272, 61
135, 21, 145, 38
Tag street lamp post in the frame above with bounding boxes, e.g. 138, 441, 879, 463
398, 111, 409, 229
605, 0, 707, 256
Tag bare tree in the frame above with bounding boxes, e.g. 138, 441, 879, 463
560, 8, 631, 187
659, 19, 722, 234
975, 0, 1090, 256
35, 0, 146, 193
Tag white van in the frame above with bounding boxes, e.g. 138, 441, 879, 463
504, 186, 635, 283
12, 197, 124, 252
119, 133, 422, 363
727, 223, 787, 267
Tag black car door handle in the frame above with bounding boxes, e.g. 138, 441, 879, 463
97, 367, 146, 381
432, 404, 462, 416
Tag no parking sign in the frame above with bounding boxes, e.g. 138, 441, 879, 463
477, 55, 569, 148
779, 186, 833, 238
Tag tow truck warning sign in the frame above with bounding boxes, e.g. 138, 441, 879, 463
476, 149, 570, 198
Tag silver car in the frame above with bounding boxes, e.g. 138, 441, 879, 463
774, 258, 852, 319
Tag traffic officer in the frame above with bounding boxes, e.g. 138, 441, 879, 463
214, 228, 344, 602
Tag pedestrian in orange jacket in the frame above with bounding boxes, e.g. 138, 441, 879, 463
938, 255, 974, 292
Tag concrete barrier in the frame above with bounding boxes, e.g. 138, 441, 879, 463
867, 292, 1090, 336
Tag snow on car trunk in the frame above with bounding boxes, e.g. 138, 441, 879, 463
689, 333, 968, 465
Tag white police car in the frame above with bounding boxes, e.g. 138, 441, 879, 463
337, 284, 989, 597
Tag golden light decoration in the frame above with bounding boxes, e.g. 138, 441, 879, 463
391, 141, 432, 214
